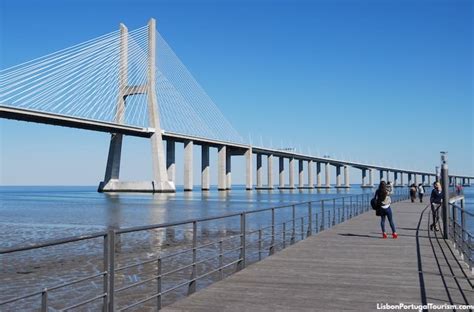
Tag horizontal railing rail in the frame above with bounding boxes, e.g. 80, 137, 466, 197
0, 189, 409, 311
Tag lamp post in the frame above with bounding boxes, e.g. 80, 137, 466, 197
440, 152, 449, 239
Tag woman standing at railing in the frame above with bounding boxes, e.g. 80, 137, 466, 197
375, 181, 398, 239
430, 181, 443, 231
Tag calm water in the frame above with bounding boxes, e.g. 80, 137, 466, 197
0, 185, 472, 249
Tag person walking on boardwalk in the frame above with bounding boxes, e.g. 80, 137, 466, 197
417, 183, 425, 203
374, 181, 398, 239
430, 181, 443, 231
409, 183, 417, 202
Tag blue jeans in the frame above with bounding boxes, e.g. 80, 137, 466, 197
380, 207, 396, 233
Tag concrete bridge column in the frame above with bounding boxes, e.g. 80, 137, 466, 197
316, 162, 322, 187
226, 151, 232, 190
335, 165, 342, 187
245, 148, 252, 190
298, 159, 304, 188
422, 175, 426, 186
289, 157, 295, 188
427, 175, 431, 186
368, 169, 373, 187
325, 163, 331, 188
344, 165, 350, 188
279, 157, 285, 188
400, 172, 404, 186
218, 146, 226, 191
393, 171, 399, 186
414, 174, 418, 185
361, 168, 367, 187
267, 155, 273, 188
166, 140, 176, 185
184, 140, 193, 191
308, 160, 314, 187
408, 173, 412, 186
201, 145, 210, 191
256, 154, 263, 189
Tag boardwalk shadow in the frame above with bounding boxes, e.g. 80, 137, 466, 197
338, 233, 380, 239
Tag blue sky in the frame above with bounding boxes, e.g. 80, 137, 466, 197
0, 0, 472, 185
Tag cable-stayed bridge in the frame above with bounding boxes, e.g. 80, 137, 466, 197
0, 19, 472, 192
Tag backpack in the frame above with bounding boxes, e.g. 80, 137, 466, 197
370, 197, 379, 210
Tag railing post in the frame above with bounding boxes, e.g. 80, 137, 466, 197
218, 240, 223, 279
107, 229, 115, 312
283, 222, 286, 248
103, 234, 109, 312
451, 204, 456, 247
258, 230, 262, 261
188, 221, 197, 294
157, 258, 162, 310
239, 212, 246, 270
41, 289, 48, 312
320, 201, 325, 231
350, 196, 353, 218
307, 202, 312, 237
341, 197, 345, 222
461, 208, 466, 260
315, 213, 319, 233
332, 199, 336, 226
300, 217, 304, 240
291, 205, 296, 244
270, 208, 275, 255
328, 210, 331, 228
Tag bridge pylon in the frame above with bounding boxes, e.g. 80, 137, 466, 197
98, 18, 175, 193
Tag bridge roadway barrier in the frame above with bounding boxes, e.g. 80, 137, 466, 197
163, 199, 473, 312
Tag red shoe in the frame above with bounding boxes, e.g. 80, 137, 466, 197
392, 233, 398, 239
382, 233, 388, 239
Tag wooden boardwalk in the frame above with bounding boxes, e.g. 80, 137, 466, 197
163, 200, 473, 311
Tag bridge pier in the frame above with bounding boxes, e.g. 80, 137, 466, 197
335, 165, 343, 188
184, 140, 193, 191
315, 162, 322, 188
289, 157, 295, 189
408, 173, 413, 186
324, 162, 331, 188
344, 165, 350, 188
167, 141, 176, 184
201, 145, 210, 191
308, 160, 314, 188
245, 148, 252, 190
218, 146, 227, 191
278, 157, 285, 189
361, 168, 373, 188
256, 154, 263, 188
226, 152, 232, 190
267, 155, 274, 189
298, 159, 304, 188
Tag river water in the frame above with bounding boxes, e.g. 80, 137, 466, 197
0, 185, 472, 249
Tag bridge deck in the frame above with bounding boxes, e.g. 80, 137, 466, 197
163, 200, 473, 311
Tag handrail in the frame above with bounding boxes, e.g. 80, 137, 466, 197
447, 195, 473, 274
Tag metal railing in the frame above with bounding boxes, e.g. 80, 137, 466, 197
448, 196, 473, 273
0, 189, 409, 311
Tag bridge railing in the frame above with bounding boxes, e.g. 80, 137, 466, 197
448, 196, 473, 273
0, 189, 409, 311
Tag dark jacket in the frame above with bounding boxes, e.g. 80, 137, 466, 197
430, 189, 443, 204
